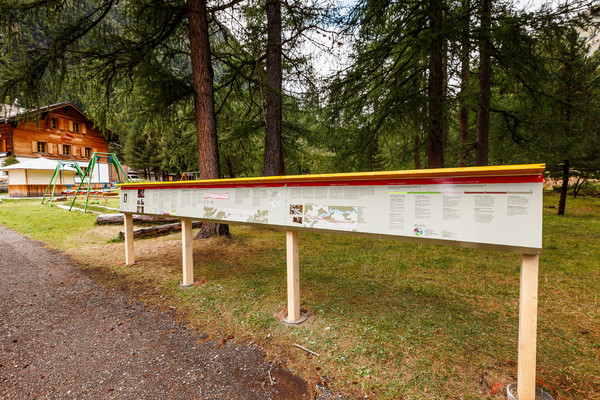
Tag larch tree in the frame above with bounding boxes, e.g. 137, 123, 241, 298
539, 27, 600, 215
204, 0, 334, 177
188, 0, 221, 181
327, 0, 438, 171
263, 0, 284, 176
427, 0, 445, 168
475, 0, 492, 166
458, 0, 471, 167
187, 0, 229, 237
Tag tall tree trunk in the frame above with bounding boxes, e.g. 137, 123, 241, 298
226, 155, 236, 178
442, 39, 449, 152
371, 133, 380, 171
558, 159, 569, 216
414, 103, 422, 169
476, 0, 492, 166
187, 0, 229, 238
558, 42, 574, 215
459, 0, 470, 167
414, 132, 421, 169
263, 0, 284, 176
427, 0, 444, 168
188, 0, 220, 180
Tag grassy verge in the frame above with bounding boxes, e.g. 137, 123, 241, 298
61, 195, 121, 213
0, 194, 598, 399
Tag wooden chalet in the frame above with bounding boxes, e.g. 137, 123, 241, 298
0, 101, 114, 197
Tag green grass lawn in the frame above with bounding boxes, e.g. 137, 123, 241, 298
0, 193, 598, 399
61, 196, 121, 213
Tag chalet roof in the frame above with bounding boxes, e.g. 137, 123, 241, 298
0, 157, 87, 171
0, 101, 91, 124
0, 104, 27, 120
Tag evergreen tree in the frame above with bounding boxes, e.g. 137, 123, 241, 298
533, 26, 600, 215
263, 0, 284, 176
475, 0, 492, 166
327, 0, 458, 170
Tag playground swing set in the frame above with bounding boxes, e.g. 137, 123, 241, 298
42, 152, 129, 213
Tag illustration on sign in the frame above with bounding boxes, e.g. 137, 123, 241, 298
302, 204, 358, 231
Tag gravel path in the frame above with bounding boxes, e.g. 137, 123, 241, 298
0, 226, 318, 399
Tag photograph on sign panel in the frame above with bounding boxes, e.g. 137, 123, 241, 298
290, 204, 303, 215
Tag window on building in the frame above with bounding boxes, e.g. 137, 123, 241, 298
62, 144, 71, 155
0, 139, 6, 152
72, 122, 80, 133
37, 142, 47, 153
51, 118, 58, 129
84, 147, 92, 158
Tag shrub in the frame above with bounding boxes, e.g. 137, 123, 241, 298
2, 155, 18, 167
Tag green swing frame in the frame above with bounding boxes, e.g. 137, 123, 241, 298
42, 152, 129, 213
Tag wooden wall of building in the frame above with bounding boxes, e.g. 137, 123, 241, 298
11, 105, 109, 160
9, 184, 65, 198
0, 124, 11, 155
9, 182, 112, 198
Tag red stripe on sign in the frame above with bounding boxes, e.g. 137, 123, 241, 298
204, 192, 230, 200
122, 174, 543, 191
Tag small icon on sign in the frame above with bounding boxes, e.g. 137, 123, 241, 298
414, 227, 423, 236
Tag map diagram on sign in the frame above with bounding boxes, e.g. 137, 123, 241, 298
203, 207, 269, 224
303, 204, 358, 231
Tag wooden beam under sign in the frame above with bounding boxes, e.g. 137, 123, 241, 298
181, 219, 194, 286
518, 253, 539, 400
286, 230, 300, 322
124, 213, 134, 266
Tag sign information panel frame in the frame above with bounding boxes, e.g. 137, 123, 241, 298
118, 164, 545, 400
120, 165, 543, 254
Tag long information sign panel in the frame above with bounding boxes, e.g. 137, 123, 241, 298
119, 166, 544, 254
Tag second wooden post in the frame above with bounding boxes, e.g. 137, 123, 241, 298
286, 230, 301, 322
181, 219, 194, 286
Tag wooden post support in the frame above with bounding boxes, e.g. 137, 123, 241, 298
124, 212, 135, 266
286, 230, 301, 322
517, 253, 540, 400
181, 219, 194, 287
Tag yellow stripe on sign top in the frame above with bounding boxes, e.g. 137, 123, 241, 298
119, 163, 546, 188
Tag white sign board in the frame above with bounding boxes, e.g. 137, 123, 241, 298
120, 172, 543, 254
